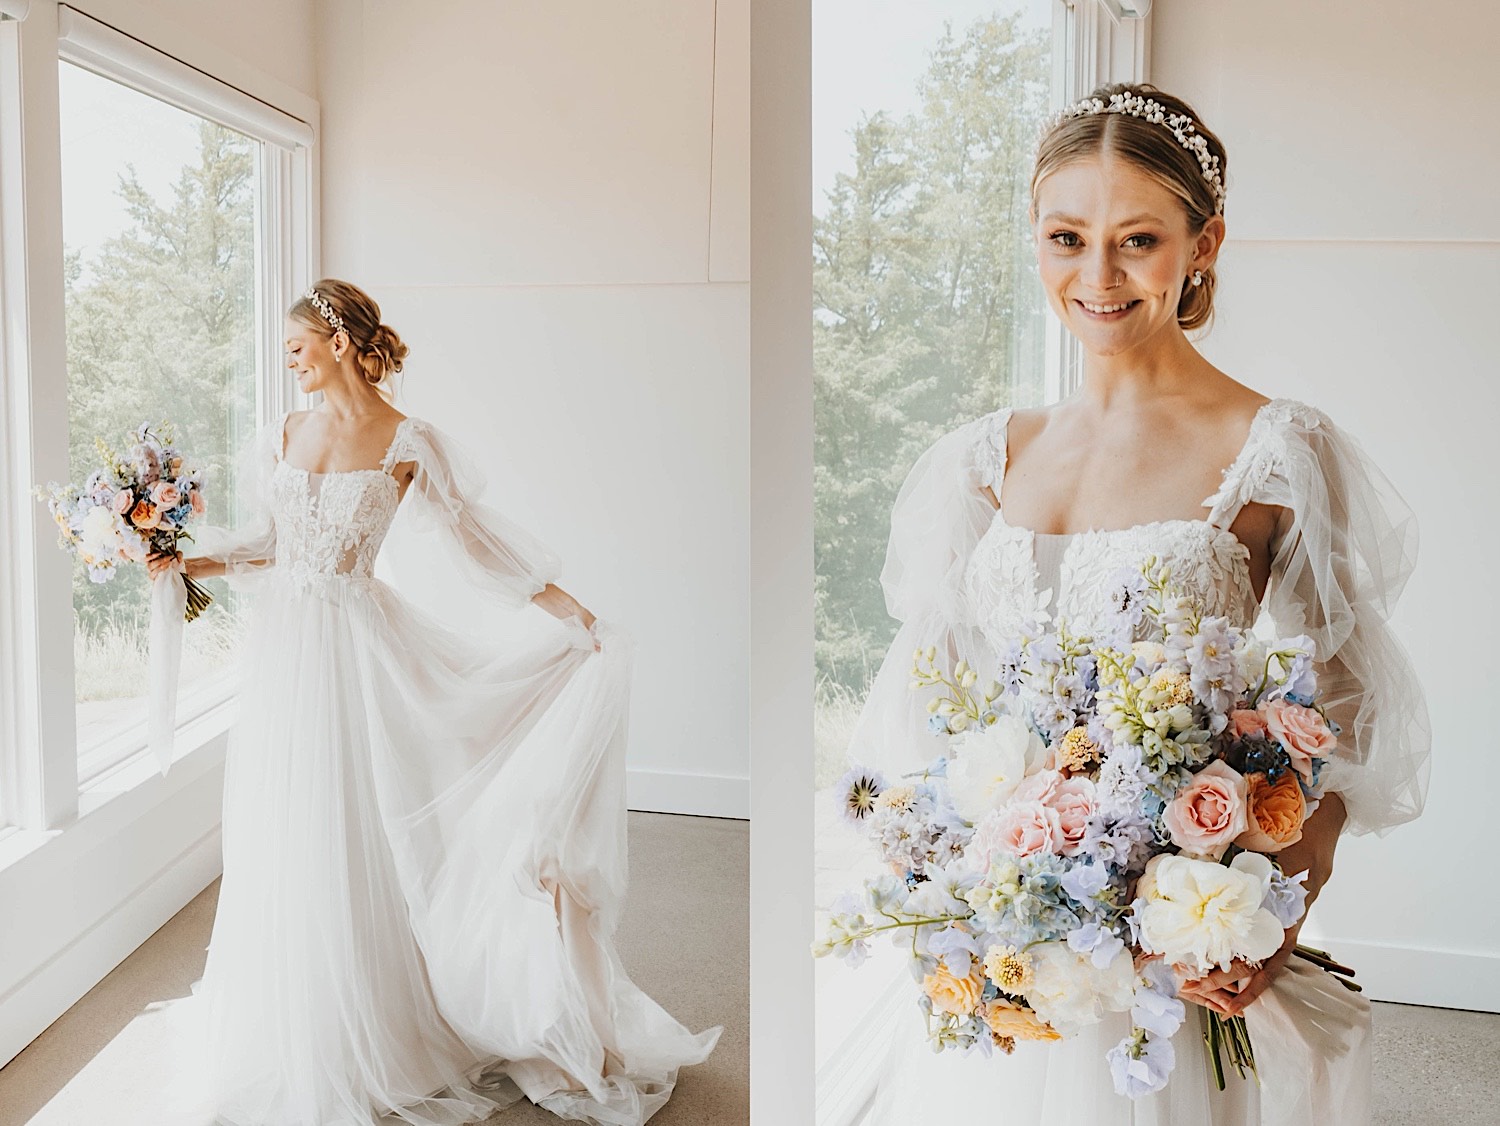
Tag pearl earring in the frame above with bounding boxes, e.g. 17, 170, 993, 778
1191, 270, 1204, 287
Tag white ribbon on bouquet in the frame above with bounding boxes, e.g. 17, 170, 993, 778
147, 567, 188, 775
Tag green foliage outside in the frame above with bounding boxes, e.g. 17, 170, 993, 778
65, 119, 259, 699
814, 12, 1052, 752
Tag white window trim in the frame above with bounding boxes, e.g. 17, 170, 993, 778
813, 3, 1151, 1121
0, 2, 313, 827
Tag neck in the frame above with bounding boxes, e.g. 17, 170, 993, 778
1075, 321, 1216, 412
313, 371, 387, 420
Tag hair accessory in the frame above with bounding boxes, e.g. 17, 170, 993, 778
1050, 90, 1226, 215
1191, 269, 1204, 287
303, 288, 345, 335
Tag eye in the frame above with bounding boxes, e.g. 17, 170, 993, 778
1123, 234, 1157, 249
1047, 231, 1081, 248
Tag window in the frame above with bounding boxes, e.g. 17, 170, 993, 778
59, 63, 261, 781
0, 5, 313, 826
811, 2, 1146, 1119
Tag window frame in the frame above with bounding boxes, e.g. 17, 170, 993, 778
811, 2, 1150, 1120
0, 1, 315, 832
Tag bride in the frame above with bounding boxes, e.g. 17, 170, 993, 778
147, 278, 719, 1125
853, 85, 1429, 1124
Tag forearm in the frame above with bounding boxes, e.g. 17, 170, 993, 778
531, 582, 596, 629
1275, 789, 1346, 909
183, 555, 228, 580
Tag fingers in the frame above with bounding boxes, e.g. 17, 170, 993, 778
1184, 960, 1256, 993
1221, 969, 1274, 1017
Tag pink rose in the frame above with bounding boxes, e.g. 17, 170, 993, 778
981, 800, 1061, 860
111, 489, 133, 515
1013, 769, 1062, 805
189, 489, 207, 515
1260, 699, 1336, 785
151, 481, 181, 508
1162, 760, 1248, 859
1047, 776, 1096, 857
1227, 709, 1269, 739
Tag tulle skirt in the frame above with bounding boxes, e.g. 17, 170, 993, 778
864, 955, 1371, 1125
199, 573, 719, 1126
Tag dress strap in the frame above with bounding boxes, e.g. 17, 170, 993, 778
1201, 399, 1290, 530
973, 406, 1014, 495
379, 416, 419, 475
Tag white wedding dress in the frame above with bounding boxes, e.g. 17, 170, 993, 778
181, 412, 719, 1126
851, 399, 1430, 1125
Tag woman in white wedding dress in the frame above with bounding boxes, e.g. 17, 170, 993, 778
853, 85, 1429, 1125
148, 279, 719, 1126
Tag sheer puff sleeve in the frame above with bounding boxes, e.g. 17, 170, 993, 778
390, 418, 563, 610
187, 411, 283, 585
849, 414, 1002, 778
1251, 402, 1431, 837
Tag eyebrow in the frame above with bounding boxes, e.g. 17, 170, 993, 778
1041, 211, 1168, 227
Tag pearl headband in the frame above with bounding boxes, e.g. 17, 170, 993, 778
1050, 90, 1226, 214
303, 288, 345, 335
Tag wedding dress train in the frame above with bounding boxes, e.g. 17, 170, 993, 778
181, 413, 719, 1126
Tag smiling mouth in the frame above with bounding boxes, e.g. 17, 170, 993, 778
1076, 298, 1141, 315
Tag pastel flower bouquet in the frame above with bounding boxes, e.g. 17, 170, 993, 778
38, 421, 212, 621
815, 558, 1357, 1097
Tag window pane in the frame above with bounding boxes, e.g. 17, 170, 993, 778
60, 63, 260, 780
812, 0, 1054, 1090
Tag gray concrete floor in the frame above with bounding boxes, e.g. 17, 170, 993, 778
1369, 998, 1500, 1125
0, 812, 748, 1126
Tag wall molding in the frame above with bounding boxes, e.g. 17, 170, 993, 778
626, 767, 748, 820
1301, 936, 1500, 1014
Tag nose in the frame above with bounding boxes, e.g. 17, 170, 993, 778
1080, 245, 1123, 291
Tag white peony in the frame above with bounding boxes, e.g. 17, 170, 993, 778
77, 504, 124, 561
946, 715, 1047, 824
1134, 853, 1284, 977
1023, 940, 1136, 1037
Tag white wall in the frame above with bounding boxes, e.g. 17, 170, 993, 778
316, 0, 750, 817
1153, 0, 1500, 1010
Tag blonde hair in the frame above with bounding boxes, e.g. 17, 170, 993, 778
290, 278, 410, 392
1031, 83, 1227, 332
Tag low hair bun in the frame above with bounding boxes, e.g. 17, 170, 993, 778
361, 323, 409, 381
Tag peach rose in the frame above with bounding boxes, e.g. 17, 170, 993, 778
130, 499, 161, 530
1227, 709, 1269, 739
151, 481, 181, 508
1048, 777, 1097, 858
1162, 760, 1248, 859
111, 489, 133, 515
1013, 769, 1062, 805
981, 1001, 1061, 1043
189, 489, 207, 515
1260, 699, 1336, 784
985, 800, 1062, 859
1235, 770, 1306, 852
923, 964, 985, 1016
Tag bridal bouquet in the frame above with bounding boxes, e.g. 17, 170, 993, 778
815, 558, 1349, 1097
38, 421, 212, 621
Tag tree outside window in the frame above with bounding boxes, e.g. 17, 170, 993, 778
60, 63, 260, 771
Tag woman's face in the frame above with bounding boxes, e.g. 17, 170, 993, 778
284, 318, 343, 393
1032, 153, 1222, 358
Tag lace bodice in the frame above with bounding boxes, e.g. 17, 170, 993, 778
268, 414, 413, 582
962, 404, 1287, 645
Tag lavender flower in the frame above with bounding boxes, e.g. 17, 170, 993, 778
1108, 1031, 1177, 1098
